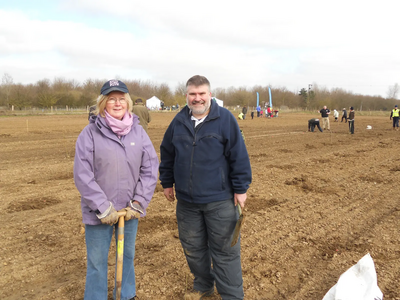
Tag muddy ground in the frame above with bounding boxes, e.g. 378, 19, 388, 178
0, 111, 399, 300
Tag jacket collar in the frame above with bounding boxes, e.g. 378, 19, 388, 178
91, 113, 140, 141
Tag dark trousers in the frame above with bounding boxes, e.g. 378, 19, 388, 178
349, 120, 354, 134
392, 117, 399, 128
176, 199, 244, 300
341, 116, 347, 122
309, 121, 323, 132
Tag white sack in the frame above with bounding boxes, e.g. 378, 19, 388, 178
323, 253, 383, 300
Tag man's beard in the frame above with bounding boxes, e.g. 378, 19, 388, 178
188, 101, 210, 116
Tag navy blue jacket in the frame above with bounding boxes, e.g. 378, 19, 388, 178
159, 100, 252, 204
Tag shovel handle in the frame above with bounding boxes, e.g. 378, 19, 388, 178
117, 211, 127, 217
116, 210, 126, 300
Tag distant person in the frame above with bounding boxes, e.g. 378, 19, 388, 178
260, 109, 263, 118
341, 108, 347, 123
348, 106, 355, 134
251, 111, 254, 119
308, 118, 323, 132
88, 105, 96, 120
238, 112, 244, 120
242, 105, 248, 119
274, 109, 279, 117
267, 106, 272, 118
257, 105, 261, 117
390, 104, 399, 131
132, 98, 151, 133
333, 109, 339, 122
74, 79, 159, 300
319, 106, 331, 130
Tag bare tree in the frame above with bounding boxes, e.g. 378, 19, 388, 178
387, 83, 399, 100
35, 79, 57, 108
9, 84, 30, 110
174, 82, 186, 106
2, 73, 14, 107
155, 83, 173, 106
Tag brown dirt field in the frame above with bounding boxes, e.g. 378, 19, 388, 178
1, 112, 399, 300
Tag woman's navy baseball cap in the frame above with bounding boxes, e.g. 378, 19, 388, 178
100, 80, 129, 95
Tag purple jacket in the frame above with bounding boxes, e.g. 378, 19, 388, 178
74, 114, 159, 225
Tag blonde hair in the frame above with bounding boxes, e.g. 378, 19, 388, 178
94, 93, 133, 117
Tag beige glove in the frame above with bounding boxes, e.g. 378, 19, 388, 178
124, 207, 140, 221
100, 205, 119, 225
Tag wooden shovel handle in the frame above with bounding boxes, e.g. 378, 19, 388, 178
117, 210, 127, 217
116, 210, 126, 300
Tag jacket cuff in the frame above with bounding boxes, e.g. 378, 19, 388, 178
97, 201, 112, 215
96, 203, 112, 219
131, 196, 147, 210
130, 201, 144, 214
161, 183, 174, 189
234, 190, 247, 195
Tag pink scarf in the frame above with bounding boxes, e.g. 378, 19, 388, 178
104, 111, 133, 138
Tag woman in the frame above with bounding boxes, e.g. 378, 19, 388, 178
74, 79, 159, 300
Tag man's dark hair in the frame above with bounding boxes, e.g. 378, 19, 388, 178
136, 98, 143, 103
186, 75, 210, 89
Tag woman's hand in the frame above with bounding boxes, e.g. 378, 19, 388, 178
100, 205, 119, 225
124, 207, 140, 221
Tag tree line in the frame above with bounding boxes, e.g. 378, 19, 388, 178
1, 73, 399, 111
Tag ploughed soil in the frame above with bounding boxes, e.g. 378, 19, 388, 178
1, 112, 399, 300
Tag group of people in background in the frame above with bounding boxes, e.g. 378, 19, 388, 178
239, 105, 278, 120
308, 106, 355, 134
74, 76, 252, 300
309, 104, 400, 134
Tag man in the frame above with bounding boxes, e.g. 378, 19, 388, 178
341, 108, 347, 123
242, 105, 247, 119
256, 105, 261, 117
159, 75, 252, 300
319, 105, 331, 130
308, 118, 323, 132
390, 104, 400, 131
348, 106, 355, 134
132, 98, 151, 133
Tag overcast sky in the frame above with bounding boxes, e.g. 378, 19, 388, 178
0, 0, 398, 98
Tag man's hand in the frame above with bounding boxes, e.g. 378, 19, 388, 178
163, 187, 175, 202
234, 193, 247, 209
124, 207, 140, 221
100, 205, 119, 226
